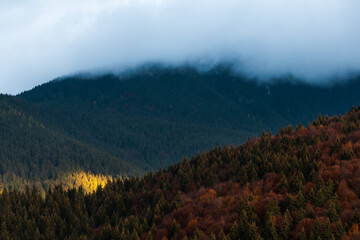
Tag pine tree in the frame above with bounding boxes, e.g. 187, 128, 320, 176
334, 221, 344, 240
262, 215, 278, 240
327, 199, 339, 222
169, 219, 181, 240
193, 229, 201, 240
229, 221, 241, 240
351, 209, 360, 226
238, 199, 246, 213
112, 225, 122, 239
323, 219, 334, 240
295, 191, 305, 209
171, 192, 184, 210
279, 174, 289, 191
238, 210, 250, 237
296, 227, 306, 240
248, 223, 262, 240
265, 200, 280, 218
284, 194, 295, 211
146, 222, 157, 240
280, 209, 292, 240
99, 224, 113, 240
296, 208, 305, 223
218, 229, 228, 240
310, 218, 321, 240
331, 136, 341, 154
130, 231, 140, 240
0, 221, 10, 240
246, 204, 259, 225
209, 233, 216, 240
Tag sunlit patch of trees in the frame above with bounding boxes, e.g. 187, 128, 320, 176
0, 171, 115, 197
0, 94, 142, 189
43, 171, 114, 193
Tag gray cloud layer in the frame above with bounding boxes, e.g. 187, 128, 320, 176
1, 0, 360, 94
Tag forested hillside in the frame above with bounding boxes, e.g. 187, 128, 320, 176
1, 106, 360, 239
18, 66, 360, 170
2, 65, 360, 191
0, 94, 142, 191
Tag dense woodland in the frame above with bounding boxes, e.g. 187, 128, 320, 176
1, 106, 360, 239
1, 66, 360, 191
0, 95, 141, 191
19, 66, 360, 170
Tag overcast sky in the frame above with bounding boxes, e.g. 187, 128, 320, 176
1, 0, 360, 94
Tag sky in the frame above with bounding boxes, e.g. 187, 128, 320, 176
1, 0, 360, 94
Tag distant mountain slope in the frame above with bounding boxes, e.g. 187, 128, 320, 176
19, 66, 360, 170
0, 94, 142, 190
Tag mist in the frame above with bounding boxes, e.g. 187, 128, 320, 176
1, 0, 360, 94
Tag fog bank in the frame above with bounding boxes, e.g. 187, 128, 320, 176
1, 0, 360, 94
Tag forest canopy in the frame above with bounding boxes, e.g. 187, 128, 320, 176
1, 106, 360, 239
2, 66, 360, 192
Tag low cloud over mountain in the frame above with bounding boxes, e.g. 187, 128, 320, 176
1, 0, 360, 93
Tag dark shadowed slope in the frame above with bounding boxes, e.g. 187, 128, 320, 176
0, 94, 142, 191
19, 66, 360, 170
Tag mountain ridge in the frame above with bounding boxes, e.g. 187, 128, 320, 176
1, 65, 360, 191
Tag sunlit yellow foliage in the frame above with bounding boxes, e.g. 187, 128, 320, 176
43, 171, 114, 194
0, 170, 116, 197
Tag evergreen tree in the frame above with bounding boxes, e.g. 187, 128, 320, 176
296, 227, 306, 240
218, 229, 228, 240
171, 192, 184, 210
229, 221, 241, 240
323, 219, 334, 240
248, 223, 262, 240
0, 221, 10, 240
193, 229, 201, 240
351, 209, 360, 226
331, 137, 341, 154
238, 210, 250, 237
334, 221, 344, 240
310, 219, 321, 240
130, 231, 141, 240
263, 214, 278, 240
327, 199, 339, 222
209, 233, 216, 240
280, 209, 292, 240
169, 219, 181, 240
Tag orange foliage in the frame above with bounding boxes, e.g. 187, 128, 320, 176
199, 189, 217, 201
352, 199, 360, 210
345, 142, 354, 151
185, 219, 198, 234
148, 110, 360, 239
335, 122, 344, 131
155, 229, 168, 240
349, 224, 359, 236
342, 201, 353, 211
338, 180, 358, 202
263, 173, 281, 193
313, 207, 327, 218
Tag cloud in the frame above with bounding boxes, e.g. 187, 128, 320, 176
0, 0, 360, 94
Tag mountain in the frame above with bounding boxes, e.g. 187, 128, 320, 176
19, 66, 360, 167
1, 65, 360, 191
0, 94, 142, 191
1, 106, 360, 239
